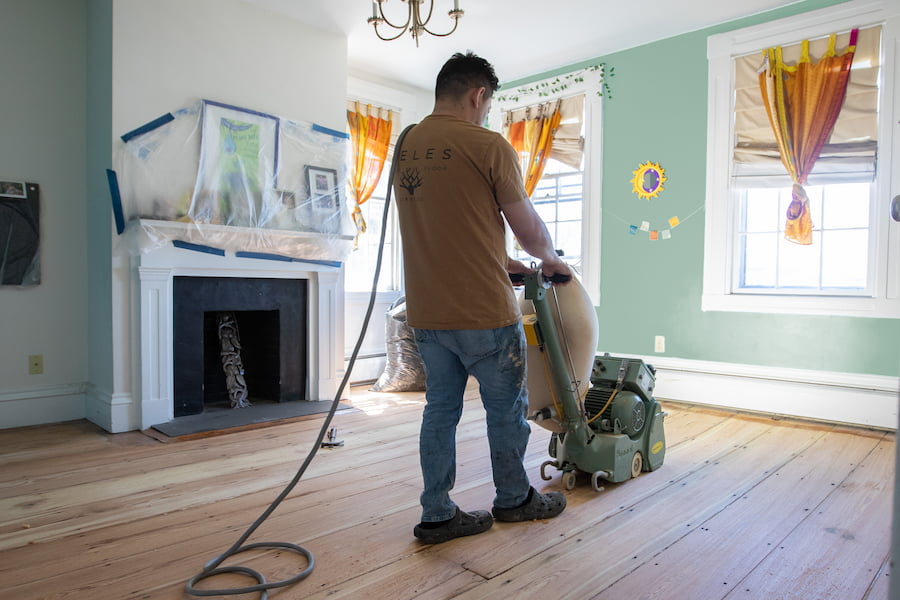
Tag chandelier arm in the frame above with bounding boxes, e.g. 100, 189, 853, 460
372, 25, 412, 42
375, 2, 413, 31
417, 0, 435, 28
421, 14, 461, 37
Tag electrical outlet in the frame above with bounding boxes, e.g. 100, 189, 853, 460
28, 354, 43, 375
654, 336, 665, 353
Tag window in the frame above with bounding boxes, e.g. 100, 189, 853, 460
512, 158, 584, 264
343, 162, 400, 292
737, 183, 872, 293
490, 70, 604, 302
703, 0, 899, 317
344, 77, 416, 298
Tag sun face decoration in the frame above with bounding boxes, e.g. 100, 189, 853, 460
631, 161, 666, 200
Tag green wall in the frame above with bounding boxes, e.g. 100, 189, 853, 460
507, 0, 900, 377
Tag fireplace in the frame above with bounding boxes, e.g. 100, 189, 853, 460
133, 240, 344, 431
172, 276, 308, 416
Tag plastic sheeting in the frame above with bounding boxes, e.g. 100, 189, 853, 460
371, 298, 426, 393
111, 99, 353, 262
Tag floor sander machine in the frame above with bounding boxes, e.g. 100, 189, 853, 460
515, 269, 666, 492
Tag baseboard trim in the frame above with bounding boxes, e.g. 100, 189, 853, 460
85, 388, 136, 433
0, 382, 87, 429
619, 355, 899, 430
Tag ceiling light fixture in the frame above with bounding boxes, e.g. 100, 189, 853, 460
367, 1, 464, 46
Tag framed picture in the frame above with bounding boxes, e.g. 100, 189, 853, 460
0, 182, 40, 285
305, 166, 339, 214
195, 100, 279, 226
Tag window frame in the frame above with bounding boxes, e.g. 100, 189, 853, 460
702, 0, 900, 318
489, 73, 604, 304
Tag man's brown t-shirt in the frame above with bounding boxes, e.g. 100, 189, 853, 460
394, 114, 527, 330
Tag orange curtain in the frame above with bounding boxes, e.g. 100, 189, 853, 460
347, 102, 393, 246
758, 29, 858, 244
505, 101, 562, 197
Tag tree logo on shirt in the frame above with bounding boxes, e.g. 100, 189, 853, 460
400, 168, 423, 195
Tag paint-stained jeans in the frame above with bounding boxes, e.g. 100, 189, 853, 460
414, 323, 532, 522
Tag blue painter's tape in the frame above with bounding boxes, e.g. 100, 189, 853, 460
172, 240, 225, 256
292, 257, 342, 268
234, 251, 342, 268
203, 99, 278, 121
120, 113, 175, 142
312, 123, 349, 140
106, 169, 125, 235
235, 251, 293, 262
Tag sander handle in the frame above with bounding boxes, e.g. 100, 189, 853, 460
509, 271, 571, 286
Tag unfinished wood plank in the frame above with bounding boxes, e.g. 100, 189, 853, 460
1, 407, 504, 588
863, 554, 891, 600
0, 383, 891, 600
299, 551, 485, 600
446, 422, 824, 598
591, 428, 885, 599
720, 437, 895, 600
433, 415, 784, 580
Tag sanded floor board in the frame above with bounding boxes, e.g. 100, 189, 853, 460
862, 554, 892, 600
300, 549, 487, 600
592, 428, 886, 599
438, 415, 798, 578
434, 414, 783, 576
0, 405, 496, 549
3, 418, 523, 592
446, 423, 824, 596
3, 480, 420, 600
4, 391, 886, 600
720, 437, 895, 600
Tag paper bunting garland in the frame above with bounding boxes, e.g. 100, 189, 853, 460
614, 203, 705, 242
626, 215, 679, 240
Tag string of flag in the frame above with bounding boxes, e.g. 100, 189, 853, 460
607, 202, 705, 241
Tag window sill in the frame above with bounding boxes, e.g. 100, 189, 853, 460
701, 291, 900, 318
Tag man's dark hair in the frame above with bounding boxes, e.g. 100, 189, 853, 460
435, 51, 500, 101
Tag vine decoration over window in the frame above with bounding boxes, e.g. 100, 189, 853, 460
495, 64, 614, 102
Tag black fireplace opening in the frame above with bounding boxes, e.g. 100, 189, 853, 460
201, 310, 280, 408
173, 276, 308, 418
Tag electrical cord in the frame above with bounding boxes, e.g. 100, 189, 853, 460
185, 123, 416, 599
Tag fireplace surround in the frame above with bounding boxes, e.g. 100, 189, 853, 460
172, 276, 308, 416
134, 239, 344, 431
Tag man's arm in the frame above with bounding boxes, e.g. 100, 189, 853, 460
501, 199, 572, 281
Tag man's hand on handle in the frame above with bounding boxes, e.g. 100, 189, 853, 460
540, 258, 573, 284
507, 256, 573, 285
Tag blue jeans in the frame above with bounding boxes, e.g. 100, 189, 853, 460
414, 323, 532, 522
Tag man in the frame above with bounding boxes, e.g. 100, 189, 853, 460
394, 51, 572, 545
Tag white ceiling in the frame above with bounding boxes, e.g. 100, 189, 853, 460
246, 0, 803, 90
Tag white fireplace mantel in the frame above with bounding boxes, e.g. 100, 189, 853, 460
133, 243, 345, 431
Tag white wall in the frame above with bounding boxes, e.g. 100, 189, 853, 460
0, 0, 89, 428
88, 0, 351, 432
112, 0, 348, 135
1, 0, 352, 431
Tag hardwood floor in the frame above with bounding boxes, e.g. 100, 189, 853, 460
0, 381, 893, 599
